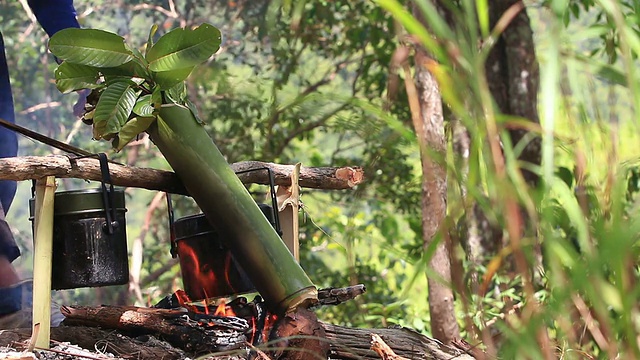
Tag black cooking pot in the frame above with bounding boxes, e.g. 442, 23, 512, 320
30, 188, 128, 290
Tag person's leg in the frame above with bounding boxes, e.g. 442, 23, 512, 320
0, 202, 23, 317
0, 32, 21, 286
0, 202, 20, 288
0, 32, 18, 213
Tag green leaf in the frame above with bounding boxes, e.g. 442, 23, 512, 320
133, 94, 155, 116
93, 117, 107, 140
49, 28, 135, 67
146, 23, 221, 72
113, 116, 156, 151
374, 0, 447, 65
555, 167, 574, 188
54, 62, 101, 94
93, 81, 140, 138
101, 61, 151, 81
166, 82, 187, 103
152, 66, 194, 90
146, 24, 159, 56
151, 86, 163, 109
186, 98, 204, 124
476, 0, 490, 38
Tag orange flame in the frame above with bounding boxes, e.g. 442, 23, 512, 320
177, 237, 254, 301
177, 240, 217, 300
213, 299, 236, 317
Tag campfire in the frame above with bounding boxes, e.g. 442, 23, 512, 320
53, 195, 366, 358
55, 285, 366, 359
155, 289, 275, 351
0, 157, 474, 360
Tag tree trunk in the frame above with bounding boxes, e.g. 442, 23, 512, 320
484, 0, 543, 278
409, 2, 460, 343
486, 0, 541, 187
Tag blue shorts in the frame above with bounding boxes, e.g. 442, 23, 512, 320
0, 32, 20, 262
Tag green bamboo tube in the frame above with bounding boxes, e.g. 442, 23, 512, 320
147, 104, 317, 313
32, 176, 57, 349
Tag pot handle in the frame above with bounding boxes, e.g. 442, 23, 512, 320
97, 153, 118, 235
166, 193, 177, 258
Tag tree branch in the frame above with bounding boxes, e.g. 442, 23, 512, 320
0, 156, 364, 193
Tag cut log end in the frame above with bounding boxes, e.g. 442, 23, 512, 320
334, 167, 364, 187
269, 307, 329, 360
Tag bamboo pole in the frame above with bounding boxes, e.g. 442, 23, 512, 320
276, 163, 301, 261
147, 104, 317, 313
32, 176, 57, 349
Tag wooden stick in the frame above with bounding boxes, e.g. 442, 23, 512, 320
316, 284, 366, 307
32, 176, 56, 349
276, 163, 301, 261
0, 156, 364, 192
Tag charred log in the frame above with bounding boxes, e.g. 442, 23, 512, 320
0, 315, 476, 360
0, 326, 187, 360
0, 306, 474, 360
60, 305, 247, 356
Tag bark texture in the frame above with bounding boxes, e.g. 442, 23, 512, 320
485, 0, 541, 187
456, 1, 542, 281
322, 323, 475, 359
0, 156, 363, 192
410, 3, 460, 344
480, 0, 542, 274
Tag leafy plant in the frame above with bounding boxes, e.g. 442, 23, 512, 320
48, 24, 221, 150
48, 21, 317, 313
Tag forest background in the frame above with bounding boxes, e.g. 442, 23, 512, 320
1, 0, 639, 358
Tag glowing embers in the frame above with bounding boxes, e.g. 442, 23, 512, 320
157, 290, 274, 346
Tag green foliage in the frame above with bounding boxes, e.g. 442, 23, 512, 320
48, 23, 221, 149
54, 63, 102, 94
93, 80, 140, 138
146, 24, 221, 72
4, 0, 640, 357
48, 28, 136, 67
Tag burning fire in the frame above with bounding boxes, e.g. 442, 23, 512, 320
176, 241, 217, 300
174, 290, 238, 318
176, 234, 254, 301
171, 289, 276, 345
171, 229, 276, 345
213, 300, 236, 317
